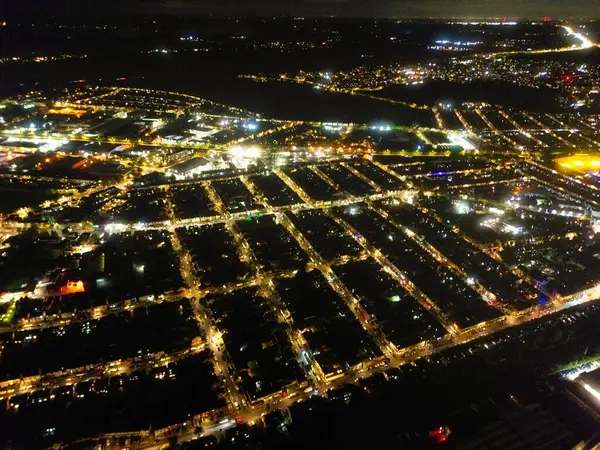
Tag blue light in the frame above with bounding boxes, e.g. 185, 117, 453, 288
244, 123, 258, 131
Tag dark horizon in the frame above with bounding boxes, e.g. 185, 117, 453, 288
3, 0, 600, 20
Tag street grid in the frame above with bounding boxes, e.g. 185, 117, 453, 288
2, 70, 600, 445
4, 153, 600, 447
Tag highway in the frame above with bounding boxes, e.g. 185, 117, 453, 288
481, 24, 596, 56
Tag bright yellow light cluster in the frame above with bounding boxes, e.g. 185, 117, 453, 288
555, 154, 600, 171
47, 107, 87, 118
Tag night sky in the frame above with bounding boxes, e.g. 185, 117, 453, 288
3, 0, 600, 19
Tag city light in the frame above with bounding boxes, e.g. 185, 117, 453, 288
71, 244, 96, 254
454, 201, 470, 214
4, 21, 600, 447
60, 280, 85, 294
105, 223, 128, 233
447, 132, 475, 150
228, 145, 262, 159
370, 124, 392, 132
242, 122, 259, 131
556, 154, 600, 172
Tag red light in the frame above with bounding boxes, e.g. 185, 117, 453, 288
429, 426, 451, 444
